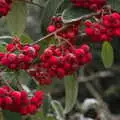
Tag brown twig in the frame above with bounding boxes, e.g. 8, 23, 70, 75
77, 71, 113, 83
31, 25, 68, 45
79, 66, 112, 120
31, 11, 103, 45
62, 11, 101, 24
86, 83, 111, 120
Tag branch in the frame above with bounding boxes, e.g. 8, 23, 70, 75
77, 71, 114, 83
32, 11, 102, 45
62, 11, 101, 24
31, 25, 68, 45
85, 83, 111, 120
0, 36, 12, 40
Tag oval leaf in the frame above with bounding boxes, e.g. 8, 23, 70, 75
56, 0, 71, 14
3, 110, 22, 120
20, 33, 33, 44
62, 7, 92, 23
108, 0, 120, 12
101, 41, 114, 68
0, 43, 7, 52
6, 1, 27, 36
64, 75, 78, 114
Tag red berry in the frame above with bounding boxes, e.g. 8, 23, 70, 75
33, 44, 40, 51
114, 28, 120, 36
18, 54, 25, 62
64, 63, 71, 71
23, 46, 36, 57
111, 12, 120, 19
6, 44, 15, 52
11, 91, 21, 105
27, 104, 37, 114
100, 34, 110, 41
57, 68, 65, 79
85, 20, 92, 27
75, 48, 85, 57
7, 53, 17, 63
23, 56, 33, 63
35, 91, 44, 98
67, 31, 76, 39
81, 44, 90, 53
0, 98, 3, 105
49, 56, 58, 64
4, 96, 13, 105
0, 52, 4, 59
20, 106, 28, 115
1, 56, 10, 65
85, 28, 94, 36
47, 25, 56, 33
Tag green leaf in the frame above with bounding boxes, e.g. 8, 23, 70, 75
20, 34, 33, 44
47, 115, 56, 120
21, 84, 31, 93
3, 110, 22, 120
62, 7, 92, 23
31, 112, 46, 120
17, 70, 32, 85
108, 0, 120, 12
2, 72, 16, 84
31, 112, 56, 120
64, 75, 78, 114
56, 0, 71, 14
6, 1, 27, 36
51, 100, 64, 120
41, 0, 63, 33
101, 41, 114, 68
0, 43, 7, 52
0, 112, 4, 120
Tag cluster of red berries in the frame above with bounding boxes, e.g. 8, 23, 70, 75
70, 0, 106, 11
85, 12, 120, 42
0, 38, 40, 69
0, 86, 44, 115
47, 16, 79, 44
28, 63, 52, 85
28, 44, 92, 85
0, 0, 12, 16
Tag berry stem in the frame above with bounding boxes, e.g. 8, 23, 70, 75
56, 36, 75, 49
86, 83, 111, 120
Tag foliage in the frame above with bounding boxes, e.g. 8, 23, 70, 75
0, 0, 119, 119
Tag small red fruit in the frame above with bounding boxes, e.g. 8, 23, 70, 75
47, 25, 56, 33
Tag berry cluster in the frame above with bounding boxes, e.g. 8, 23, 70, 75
0, 38, 40, 69
47, 16, 79, 44
0, 86, 44, 115
0, 0, 12, 16
70, 0, 106, 11
28, 44, 92, 85
28, 63, 52, 85
85, 12, 120, 42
